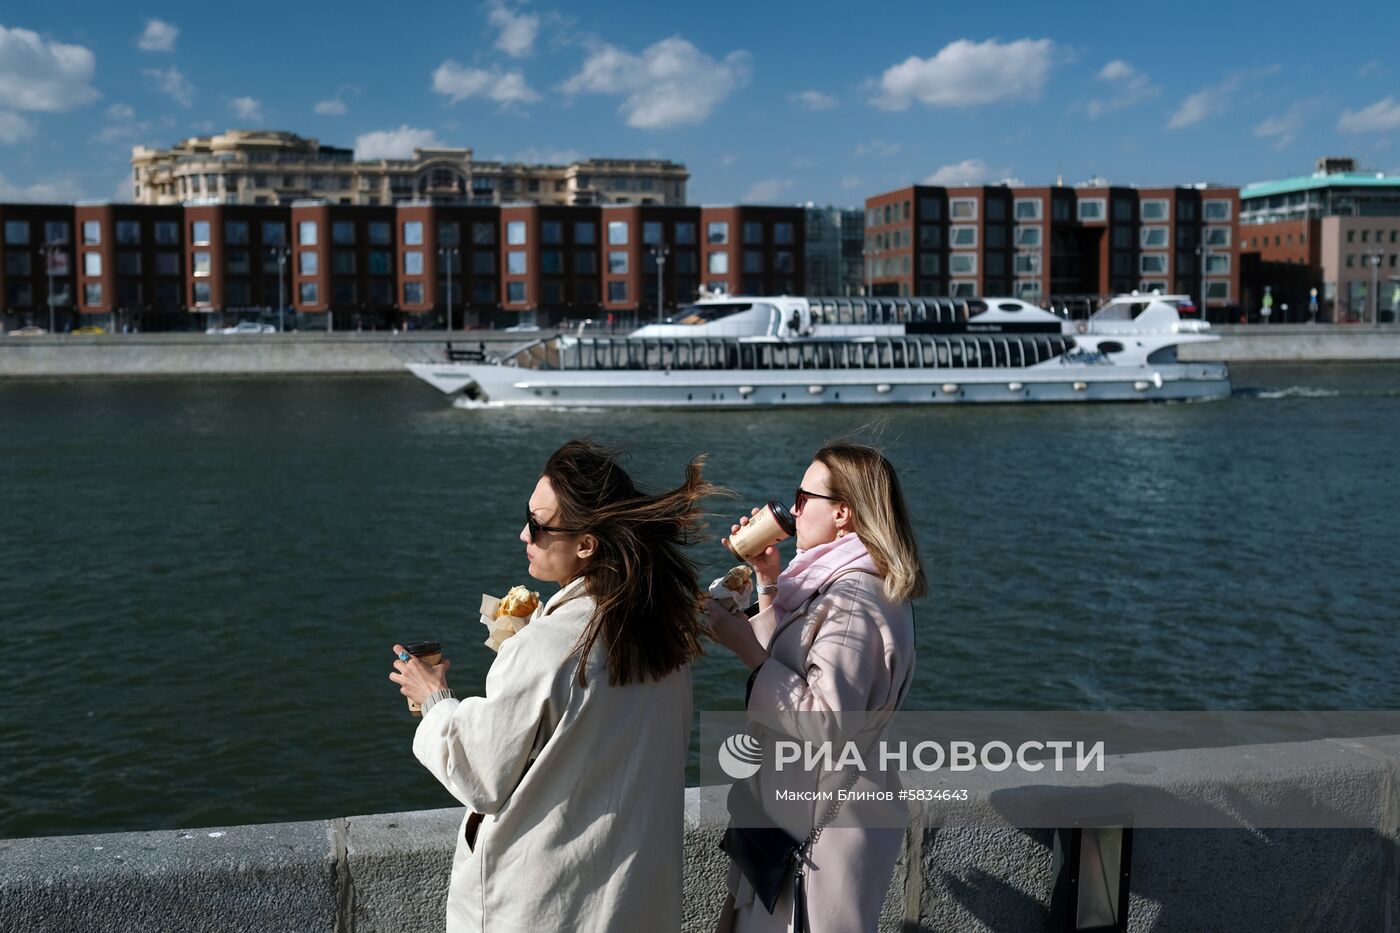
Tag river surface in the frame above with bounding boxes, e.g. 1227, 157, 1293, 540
2, 364, 1398, 837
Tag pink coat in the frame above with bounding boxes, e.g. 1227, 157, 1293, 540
722, 569, 916, 933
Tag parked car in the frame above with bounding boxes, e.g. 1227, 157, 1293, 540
72, 325, 106, 335
9, 325, 47, 336
210, 321, 276, 334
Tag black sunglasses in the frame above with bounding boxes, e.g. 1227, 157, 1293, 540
794, 487, 840, 511
526, 510, 580, 544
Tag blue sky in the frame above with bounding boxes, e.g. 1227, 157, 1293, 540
1, 0, 1398, 206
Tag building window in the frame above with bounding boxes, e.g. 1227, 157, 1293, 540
774, 222, 794, 245
299, 252, 318, 275
707, 222, 728, 244
300, 282, 319, 304
774, 251, 794, 274
607, 281, 628, 302
1014, 226, 1041, 248
191, 221, 211, 245
84, 283, 102, 306
1113, 199, 1133, 222
1204, 254, 1230, 274
918, 197, 942, 220
539, 250, 564, 274
986, 199, 1006, 221
1014, 198, 1043, 221
366, 251, 390, 275
708, 251, 729, 274
1141, 199, 1169, 221
643, 222, 664, 245
261, 222, 285, 245
540, 221, 563, 245
574, 221, 595, 245
115, 221, 140, 245
575, 280, 597, 303
1139, 254, 1168, 275
574, 251, 596, 274
1204, 200, 1231, 222
507, 281, 526, 303
298, 221, 318, 246
1015, 280, 1042, 300
506, 221, 526, 245
472, 222, 495, 245
1013, 254, 1040, 275
402, 282, 422, 304
1077, 199, 1105, 221
608, 251, 628, 274
743, 221, 763, 243
949, 253, 977, 275
607, 221, 629, 245
950, 198, 977, 220
919, 225, 942, 248
1205, 227, 1231, 247
1140, 226, 1170, 249
368, 222, 391, 245
225, 222, 248, 245
154, 222, 179, 245
1205, 281, 1230, 300
398, 251, 420, 275
44, 221, 68, 243
333, 222, 356, 245
502, 251, 524, 275
742, 250, 763, 274
673, 222, 696, 245
472, 281, 495, 304
154, 252, 179, 276
919, 253, 941, 275
83, 252, 102, 275
114, 251, 141, 276
193, 251, 212, 276
986, 226, 1006, 249
950, 280, 977, 297
193, 282, 211, 305
82, 221, 101, 245
332, 251, 356, 274
472, 251, 495, 274
4, 251, 30, 275
950, 225, 977, 248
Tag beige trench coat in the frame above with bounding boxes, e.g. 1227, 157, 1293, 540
723, 570, 916, 933
414, 577, 692, 932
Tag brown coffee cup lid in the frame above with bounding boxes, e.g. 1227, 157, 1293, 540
404, 641, 442, 657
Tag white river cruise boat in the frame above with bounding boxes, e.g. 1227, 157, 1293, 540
406, 292, 1231, 408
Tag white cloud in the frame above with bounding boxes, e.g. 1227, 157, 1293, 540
0, 169, 85, 202
1167, 66, 1279, 130
432, 60, 539, 106
354, 125, 444, 161
105, 102, 135, 120
742, 178, 794, 203
314, 98, 347, 116
561, 37, 750, 129
0, 110, 34, 144
0, 25, 99, 112
1254, 99, 1316, 149
228, 96, 264, 122
93, 103, 154, 145
871, 38, 1055, 110
854, 140, 901, 157
790, 90, 837, 111
487, 0, 540, 57
840, 175, 864, 190
923, 158, 1016, 186
144, 66, 194, 107
1085, 59, 1159, 119
137, 18, 178, 53
1338, 97, 1400, 133
1357, 60, 1384, 79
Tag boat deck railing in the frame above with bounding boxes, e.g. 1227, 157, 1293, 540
523, 334, 1080, 372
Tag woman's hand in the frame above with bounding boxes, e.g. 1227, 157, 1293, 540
705, 597, 767, 670
726, 507, 783, 586
389, 644, 451, 705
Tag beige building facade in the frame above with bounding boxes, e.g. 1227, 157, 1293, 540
131, 130, 688, 209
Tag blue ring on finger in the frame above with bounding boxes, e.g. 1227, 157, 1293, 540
398, 651, 410, 661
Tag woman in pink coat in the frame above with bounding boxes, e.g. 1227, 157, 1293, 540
709, 442, 926, 933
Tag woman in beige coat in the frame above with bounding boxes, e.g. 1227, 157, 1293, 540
709, 443, 926, 933
391, 439, 720, 932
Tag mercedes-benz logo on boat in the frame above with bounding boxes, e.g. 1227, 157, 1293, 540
718, 732, 764, 779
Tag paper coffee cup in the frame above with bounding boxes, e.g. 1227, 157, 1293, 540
404, 640, 443, 717
724, 500, 797, 562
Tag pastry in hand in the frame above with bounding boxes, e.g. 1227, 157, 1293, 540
496, 585, 540, 619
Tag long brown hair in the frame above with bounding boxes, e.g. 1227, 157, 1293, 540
815, 443, 928, 602
542, 439, 722, 687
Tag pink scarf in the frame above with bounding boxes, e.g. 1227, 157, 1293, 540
772, 533, 880, 617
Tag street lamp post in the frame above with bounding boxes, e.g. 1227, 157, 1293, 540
439, 246, 458, 333
269, 245, 289, 332
650, 244, 670, 323
1195, 243, 1210, 323
39, 244, 61, 333
1364, 248, 1383, 325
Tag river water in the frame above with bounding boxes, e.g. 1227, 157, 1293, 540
2, 364, 1398, 838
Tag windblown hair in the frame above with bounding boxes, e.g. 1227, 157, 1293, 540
542, 439, 723, 687
814, 443, 928, 603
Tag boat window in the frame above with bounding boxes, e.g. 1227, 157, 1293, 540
997, 302, 1022, 312
890, 341, 906, 368
674, 302, 754, 325
850, 301, 870, 324
1098, 341, 1125, 354
993, 339, 1008, 367
1014, 339, 1026, 367
966, 300, 988, 316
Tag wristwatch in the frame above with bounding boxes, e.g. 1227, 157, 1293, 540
755, 581, 777, 596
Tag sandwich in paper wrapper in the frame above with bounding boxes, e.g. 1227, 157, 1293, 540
479, 585, 541, 651
708, 565, 754, 613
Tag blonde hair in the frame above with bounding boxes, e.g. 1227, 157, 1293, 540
815, 443, 927, 603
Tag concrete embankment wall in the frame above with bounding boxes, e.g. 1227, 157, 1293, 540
3, 735, 1398, 933
2, 325, 1400, 379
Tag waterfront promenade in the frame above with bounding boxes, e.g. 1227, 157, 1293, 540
3, 734, 1397, 932
2, 325, 1400, 379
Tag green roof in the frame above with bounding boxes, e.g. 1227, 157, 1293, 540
1241, 172, 1400, 200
